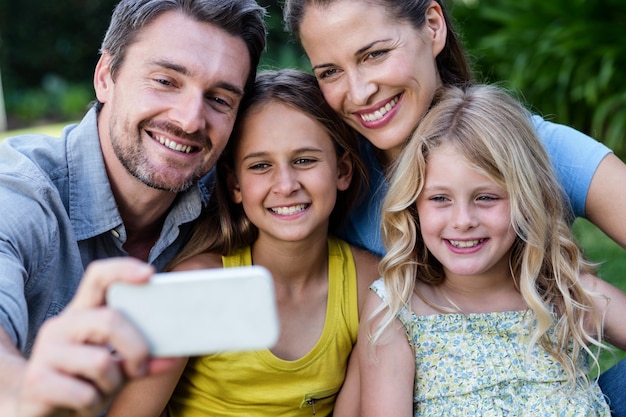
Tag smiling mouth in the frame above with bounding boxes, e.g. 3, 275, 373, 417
448, 239, 485, 248
151, 133, 198, 154
270, 204, 309, 215
359, 95, 399, 122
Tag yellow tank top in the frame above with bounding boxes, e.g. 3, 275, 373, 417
167, 237, 359, 417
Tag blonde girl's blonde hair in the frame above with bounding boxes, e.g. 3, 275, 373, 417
372, 84, 604, 383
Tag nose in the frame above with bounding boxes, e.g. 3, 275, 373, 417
346, 70, 377, 106
273, 165, 301, 196
452, 202, 478, 230
170, 90, 207, 134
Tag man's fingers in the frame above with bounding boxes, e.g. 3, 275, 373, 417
20, 304, 153, 417
22, 358, 103, 415
47, 308, 150, 378
67, 258, 154, 311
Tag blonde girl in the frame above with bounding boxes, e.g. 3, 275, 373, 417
356, 84, 626, 416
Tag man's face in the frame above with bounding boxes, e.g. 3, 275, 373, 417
95, 11, 250, 192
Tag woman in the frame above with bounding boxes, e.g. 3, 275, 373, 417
283, 0, 626, 414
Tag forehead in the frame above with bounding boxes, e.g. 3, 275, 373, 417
299, 1, 411, 63
237, 102, 335, 153
123, 11, 250, 89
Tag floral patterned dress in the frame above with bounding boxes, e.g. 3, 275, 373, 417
370, 279, 610, 416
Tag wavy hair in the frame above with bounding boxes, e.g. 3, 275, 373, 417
372, 84, 604, 384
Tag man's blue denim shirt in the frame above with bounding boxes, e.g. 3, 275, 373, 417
0, 107, 207, 354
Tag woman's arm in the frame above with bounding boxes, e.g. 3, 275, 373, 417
585, 153, 626, 249
581, 273, 626, 350
358, 291, 414, 417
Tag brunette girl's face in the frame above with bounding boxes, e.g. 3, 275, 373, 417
229, 102, 352, 244
299, 0, 447, 161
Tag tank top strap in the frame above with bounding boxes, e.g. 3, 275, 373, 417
327, 236, 359, 343
222, 246, 253, 268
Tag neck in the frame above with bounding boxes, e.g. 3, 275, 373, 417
251, 233, 329, 288
436, 268, 526, 314
111, 178, 177, 262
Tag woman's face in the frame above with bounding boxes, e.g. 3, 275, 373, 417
299, 0, 446, 160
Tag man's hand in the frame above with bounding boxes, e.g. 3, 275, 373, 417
15, 258, 156, 417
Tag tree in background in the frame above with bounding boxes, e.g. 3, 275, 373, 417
450, 0, 626, 157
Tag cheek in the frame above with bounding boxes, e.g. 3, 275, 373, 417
416, 206, 439, 236
319, 84, 344, 114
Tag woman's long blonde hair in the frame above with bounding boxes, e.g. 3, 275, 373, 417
372, 84, 605, 383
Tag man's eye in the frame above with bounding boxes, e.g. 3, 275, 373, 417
154, 77, 175, 87
207, 96, 236, 112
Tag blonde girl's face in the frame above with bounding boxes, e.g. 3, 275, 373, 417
230, 102, 352, 244
299, 0, 446, 162
415, 144, 517, 281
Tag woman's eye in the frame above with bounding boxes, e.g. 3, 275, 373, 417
367, 50, 388, 60
318, 68, 338, 80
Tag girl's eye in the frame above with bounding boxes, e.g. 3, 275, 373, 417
477, 195, 498, 202
249, 163, 270, 171
430, 195, 449, 203
294, 158, 316, 165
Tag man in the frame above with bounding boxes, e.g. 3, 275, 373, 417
0, 0, 266, 415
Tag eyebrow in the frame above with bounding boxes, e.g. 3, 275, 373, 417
241, 147, 325, 161
150, 59, 244, 97
311, 39, 391, 72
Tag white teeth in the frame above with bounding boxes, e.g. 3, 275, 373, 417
154, 135, 193, 153
271, 204, 308, 215
448, 239, 483, 248
360, 97, 398, 122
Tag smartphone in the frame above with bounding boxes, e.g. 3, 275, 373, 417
106, 265, 279, 357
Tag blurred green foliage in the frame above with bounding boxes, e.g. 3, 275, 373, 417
450, 0, 626, 157
1, 0, 625, 159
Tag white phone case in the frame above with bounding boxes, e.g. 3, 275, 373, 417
106, 266, 279, 357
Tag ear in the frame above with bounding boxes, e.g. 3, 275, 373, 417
225, 165, 243, 204
336, 152, 353, 192
94, 51, 114, 104
425, 1, 447, 57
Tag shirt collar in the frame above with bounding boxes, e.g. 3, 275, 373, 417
67, 108, 204, 241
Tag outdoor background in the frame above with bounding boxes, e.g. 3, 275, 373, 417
0, 0, 625, 371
